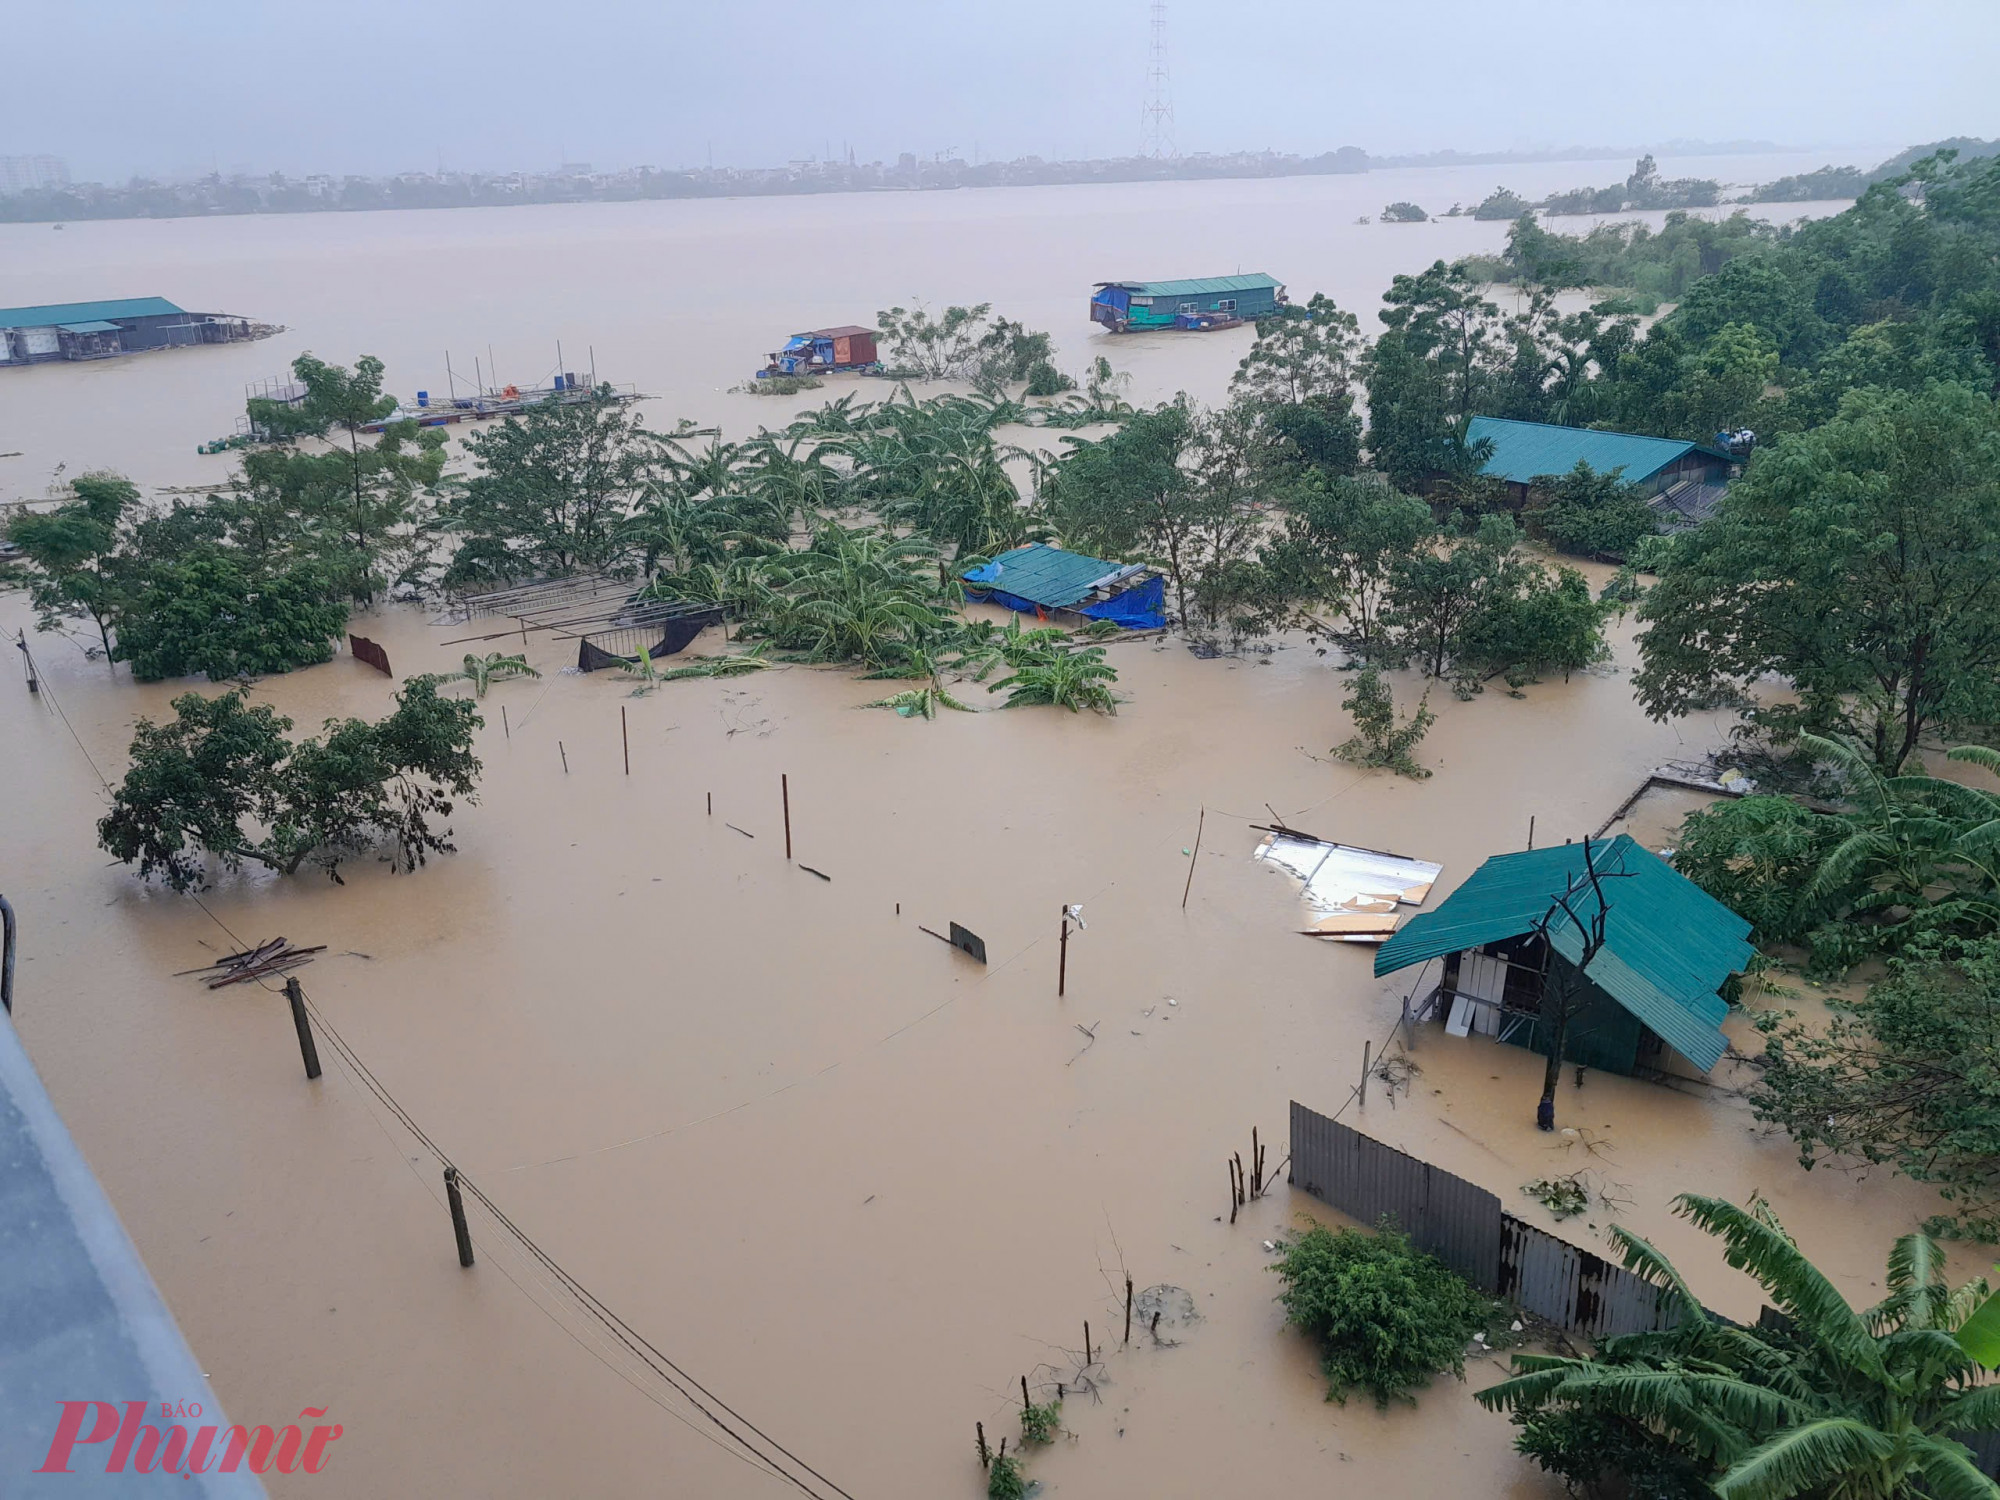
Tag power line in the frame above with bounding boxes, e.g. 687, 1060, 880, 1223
180, 895, 855, 1500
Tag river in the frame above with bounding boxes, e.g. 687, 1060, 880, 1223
1, 150, 1958, 1499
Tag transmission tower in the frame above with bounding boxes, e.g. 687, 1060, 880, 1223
1141, 2, 1176, 160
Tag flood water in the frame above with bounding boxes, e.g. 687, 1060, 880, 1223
0, 151, 1960, 1499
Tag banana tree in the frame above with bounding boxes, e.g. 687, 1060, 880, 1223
451, 652, 540, 698
1479, 1193, 2000, 1500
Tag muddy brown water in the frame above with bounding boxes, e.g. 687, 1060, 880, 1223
1, 159, 1959, 1498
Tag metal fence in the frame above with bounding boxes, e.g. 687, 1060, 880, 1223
349, 634, 392, 677
1290, 1101, 1672, 1338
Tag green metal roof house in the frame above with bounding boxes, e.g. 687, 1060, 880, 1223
1463, 416, 1733, 503
1374, 835, 1753, 1077
0, 297, 255, 366
1090, 274, 1285, 332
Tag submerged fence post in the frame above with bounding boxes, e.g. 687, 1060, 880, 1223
444, 1166, 475, 1268
1058, 909, 1069, 997
501, 704, 510, 740
782, 774, 792, 861
283, 977, 321, 1080
559, 740, 569, 774
1124, 1276, 1134, 1345
1360, 1040, 1371, 1109
621, 705, 630, 776
1181, 805, 1205, 909
16, 630, 37, 695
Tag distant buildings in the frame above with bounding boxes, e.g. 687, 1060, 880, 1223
0, 154, 69, 194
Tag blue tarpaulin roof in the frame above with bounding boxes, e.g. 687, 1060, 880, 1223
1373, 836, 1752, 1072
1465, 416, 1730, 485
0, 297, 183, 329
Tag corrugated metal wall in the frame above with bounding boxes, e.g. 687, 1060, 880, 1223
1288, 1099, 1503, 1292
1290, 1101, 1667, 1333
1288, 1101, 2000, 1477
1497, 1215, 1674, 1338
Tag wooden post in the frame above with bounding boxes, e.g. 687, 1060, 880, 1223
621, 705, 629, 775
1527, 814, 1536, 851
976, 1422, 989, 1469
1022, 1375, 1031, 1414
559, 740, 569, 774
19, 631, 38, 695
1124, 1276, 1134, 1345
1058, 910, 1069, 997
1084, 1321, 1092, 1367
1181, 805, 1205, 909
284, 977, 321, 1080
501, 704, 510, 740
444, 1166, 475, 1267
1401, 991, 1412, 1048
782, 774, 792, 861
1252, 1126, 1261, 1196
1228, 1159, 1239, 1223
1360, 1040, 1371, 1108
707, 791, 712, 816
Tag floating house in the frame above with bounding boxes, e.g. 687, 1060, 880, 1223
1089, 274, 1285, 332
961, 544, 1166, 629
1460, 415, 1734, 522
1373, 836, 1753, 1079
0, 297, 258, 365
759, 325, 880, 378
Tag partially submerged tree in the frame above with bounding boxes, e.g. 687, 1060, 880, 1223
5, 472, 138, 660
1754, 932, 2000, 1238
1527, 837, 1633, 1131
1333, 667, 1434, 778
98, 678, 481, 890
1635, 383, 2000, 773
873, 303, 995, 380
448, 388, 658, 582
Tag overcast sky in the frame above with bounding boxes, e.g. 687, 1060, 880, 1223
7, 1, 1997, 181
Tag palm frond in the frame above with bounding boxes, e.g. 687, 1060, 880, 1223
1908, 1434, 2000, 1500
1672, 1195, 1884, 1381
1713, 1417, 1895, 1500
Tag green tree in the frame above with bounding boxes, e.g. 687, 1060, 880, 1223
1333, 667, 1434, 778
114, 549, 348, 682
246, 353, 446, 601
1635, 384, 2000, 772
1254, 476, 1434, 655
1479, 1194, 2000, 1500
873, 302, 994, 380
98, 678, 481, 890
6, 472, 137, 660
1044, 399, 1249, 626
1383, 516, 1518, 680
1754, 932, 2000, 1239
1527, 462, 1661, 560
1457, 562, 1610, 688
1232, 293, 1363, 408
449, 388, 658, 581
1363, 261, 1503, 488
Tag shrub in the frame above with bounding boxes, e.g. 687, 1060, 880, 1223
1019, 1398, 1061, 1446
1381, 201, 1428, 223
1333, 667, 1433, 778
1271, 1220, 1492, 1406
985, 1451, 1026, 1500
747, 374, 823, 395
1024, 358, 1074, 397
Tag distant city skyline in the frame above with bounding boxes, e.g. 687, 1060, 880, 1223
3, 1, 1994, 184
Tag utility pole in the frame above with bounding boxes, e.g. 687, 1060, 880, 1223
1142, 3, 1176, 160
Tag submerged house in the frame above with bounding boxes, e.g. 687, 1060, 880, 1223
1459, 415, 1734, 525
0, 297, 257, 365
1089, 274, 1285, 332
961, 544, 1166, 629
1373, 836, 1753, 1080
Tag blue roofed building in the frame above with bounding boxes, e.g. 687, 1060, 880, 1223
961, 544, 1166, 629
1089, 274, 1286, 332
1373, 835, 1753, 1081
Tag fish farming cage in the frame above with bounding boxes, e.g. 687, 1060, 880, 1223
568, 601, 724, 671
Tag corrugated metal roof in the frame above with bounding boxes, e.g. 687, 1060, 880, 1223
1373, 836, 1752, 1072
57, 320, 122, 333
1465, 416, 1728, 485
0, 297, 184, 329
961, 543, 1135, 609
1094, 274, 1282, 297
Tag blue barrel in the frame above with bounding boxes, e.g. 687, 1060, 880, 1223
417, 390, 429, 407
